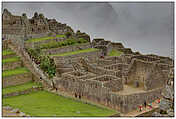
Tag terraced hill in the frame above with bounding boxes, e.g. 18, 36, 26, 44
2, 36, 118, 117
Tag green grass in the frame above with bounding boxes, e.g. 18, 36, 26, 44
108, 49, 123, 56
2, 56, 20, 64
50, 48, 99, 57
3, 91, 116, 116
3, 49, 15, 56
40, 38, 88, 49
2, 67, 29, 77
26, 35, 65, 43
56, 34, 65, 38
3, 81, 41, 95
26, 37, 55, 43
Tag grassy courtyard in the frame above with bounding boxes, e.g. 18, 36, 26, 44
3, 91, 116, 117
2, 67, 29, 77
2, 81, 41, 95
108, 49, 123, 56
50, 48, 99, 57
2, 56, 20, 64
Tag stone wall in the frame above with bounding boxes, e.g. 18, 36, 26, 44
3, 73, 34, 88
53, 49, 101, 65
53, 73, 163, 113
3, 61, 23, 70
121, 88, 163, 113
43, 43, 91, 55
127, 59, 167, 90
3, 87, 42, 98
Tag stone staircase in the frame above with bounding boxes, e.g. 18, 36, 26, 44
7, 39, 53, 87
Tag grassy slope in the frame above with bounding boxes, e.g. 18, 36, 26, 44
3, 81, 41, 95
3, 49, 15, 56
108, 49, 123, 56
26, 35, 65, 43
50, 48, 99, 57
2, 56, 20, 64
3, 67, 29, 77
3, 91, 116, 117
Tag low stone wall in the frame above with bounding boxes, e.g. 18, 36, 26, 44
3, 73, 33, 88
43, 43, 91, 55
2, 54, 16, 59
3, 87, 42, 98
53, 50, 101, 65
2, 40, 9, 50
24, 37, 65, 48
3, 61, 23, 70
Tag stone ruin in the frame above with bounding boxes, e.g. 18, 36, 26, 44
2, 9, 174, 116
2, 9, 90, 42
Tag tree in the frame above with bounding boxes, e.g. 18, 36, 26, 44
65, 32, 72, 38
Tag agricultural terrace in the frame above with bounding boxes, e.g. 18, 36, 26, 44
2, 67, 29, 77
26, 34, 65, 43
3, 91, 117, 117
108, 49, 123, 56
3, 49, 16, 56
2, 56, 20, 64
50, 48, 99, 57
39, 38, 88, 49
3, 81, 41, 95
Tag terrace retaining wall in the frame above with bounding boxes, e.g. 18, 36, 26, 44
43, 43, 92, 55
3, 61, 23, 70
3, 87, 42, 98
3, 73, 34, 88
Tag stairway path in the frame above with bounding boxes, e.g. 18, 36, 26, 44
7, 40, 53, 87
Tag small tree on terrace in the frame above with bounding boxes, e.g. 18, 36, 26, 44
65, 32, 72, 38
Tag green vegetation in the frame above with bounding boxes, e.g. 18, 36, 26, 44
65, 32, 72, 38
3, 67, 29, 77
27, 48, 56, 78
50, 48, 99, 57
3, 81, 41, 95
40, 38, 88, 49
3, 49, 15, 56
2, 56, 20, 64
26, 35, 65, 43
39, 56, 56, 78
3, 91, 116, 116
108, 49, 123, 56
56, 34, 65, 38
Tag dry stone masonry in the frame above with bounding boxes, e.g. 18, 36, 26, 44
2, 9, 174, 116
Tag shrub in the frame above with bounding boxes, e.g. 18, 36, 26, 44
39, 55, 56, 78
65, 32, 72, 38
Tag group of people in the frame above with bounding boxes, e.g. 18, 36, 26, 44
138, 99, 160, 112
